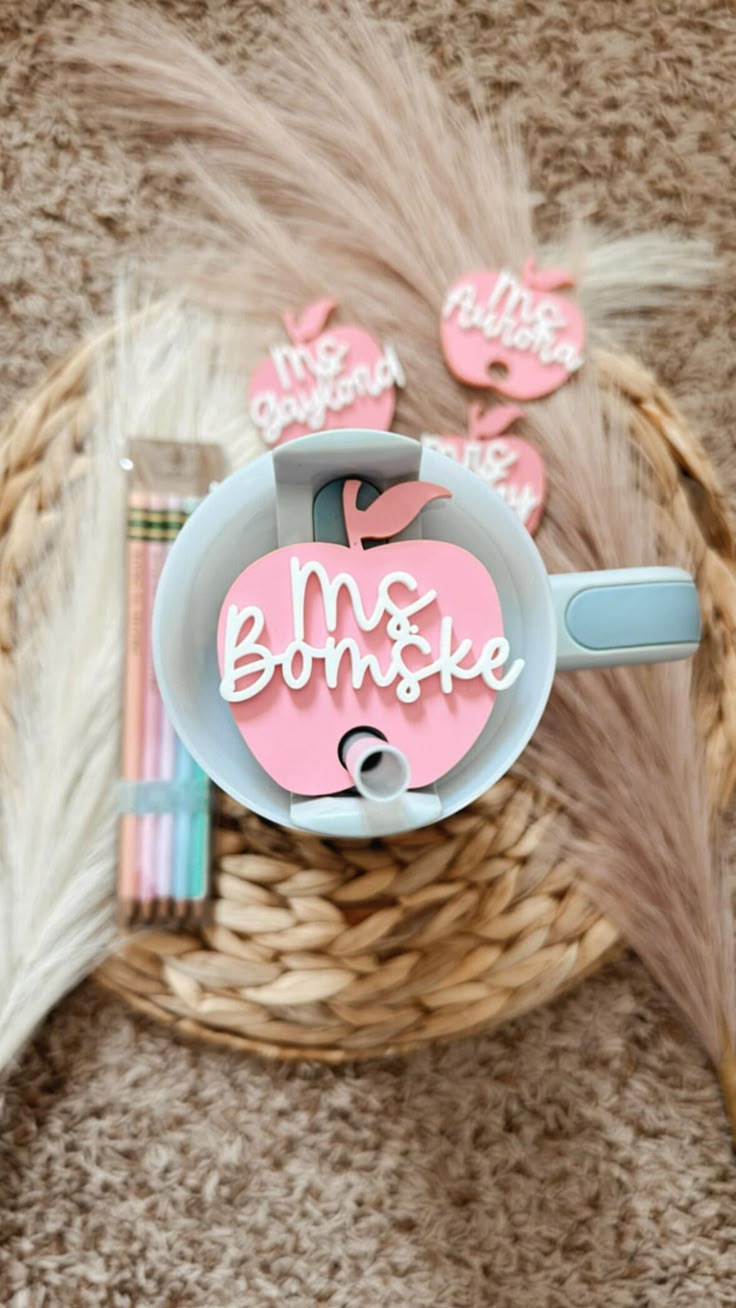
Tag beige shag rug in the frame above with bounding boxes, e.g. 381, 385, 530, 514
2, 1, 736, 1304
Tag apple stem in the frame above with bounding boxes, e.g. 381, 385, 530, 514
343, 478, 452, 548
282, 310, 298, 344
468, 403, 525, 440
467, 403, 484, 440
521, 255, 576, 293
282, 298, 338, 344
521, 256, 537, 285
342, 479, 365, 551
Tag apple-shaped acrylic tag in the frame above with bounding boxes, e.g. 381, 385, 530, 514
218, 478, 524, 800
440, 257, 585, 401
248, 298, 405, 448
420, 404, 546, 534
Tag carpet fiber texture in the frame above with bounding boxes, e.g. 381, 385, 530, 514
2, 2, 736, 1305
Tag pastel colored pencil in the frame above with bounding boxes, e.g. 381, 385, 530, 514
118, 492, 147, 913
171, 498, 199, 915
154, 496, 179, 905
137, 493, 167, 910
155, 719, 177, 903
181, 498, 211, 909
172, 729, 194, 910
119, 468, 215, 928
187, 773, 210, 903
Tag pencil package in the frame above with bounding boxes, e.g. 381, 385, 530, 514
118, 439, 225, 928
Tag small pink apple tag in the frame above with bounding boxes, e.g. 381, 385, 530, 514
421, 405, 546, 534
248, 299, 405, 448
218, 480, 524, 797
440, 258, 585, 401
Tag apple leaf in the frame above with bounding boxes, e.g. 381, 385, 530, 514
468, 403, 524, 440
343, 478, 451, 548
521, 256, 576, 293
283, 298, 338, 344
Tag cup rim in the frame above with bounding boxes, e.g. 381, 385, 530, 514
154, 429, 557, 831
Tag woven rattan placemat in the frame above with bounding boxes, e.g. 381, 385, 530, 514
2, 341, 734, 1062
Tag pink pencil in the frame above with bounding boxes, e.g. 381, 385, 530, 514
137, 493, 167, 912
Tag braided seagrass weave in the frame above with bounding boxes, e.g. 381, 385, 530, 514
2, 342, 735, 1062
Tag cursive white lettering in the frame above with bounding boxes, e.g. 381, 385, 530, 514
419, 435, 542, 528
441, 274, 583, 375
251, 341, 405, 445
219, 559, 524, 706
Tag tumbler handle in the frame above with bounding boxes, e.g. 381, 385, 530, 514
550, 567, 701, 671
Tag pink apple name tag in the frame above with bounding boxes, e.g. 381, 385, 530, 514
217, 480, 524, 797
248, 299, 405, 448
420, 405, 545, 535
440, 258, 585, 400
